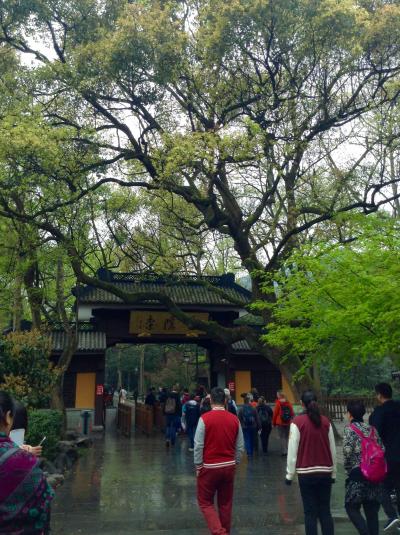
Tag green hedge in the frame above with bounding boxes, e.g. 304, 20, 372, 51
25, 409, 63, 460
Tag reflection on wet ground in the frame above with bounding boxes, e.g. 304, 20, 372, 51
51, 412, 374, 534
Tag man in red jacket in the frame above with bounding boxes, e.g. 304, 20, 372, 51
273, 390, 294, 456
194, 387, 244, 535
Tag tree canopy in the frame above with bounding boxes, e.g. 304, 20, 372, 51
1, 0, 400, 394
260, 215, 400, 379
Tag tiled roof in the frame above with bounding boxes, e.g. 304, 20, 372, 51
76, 272, 251, 307
234, 313, 264, 326
231, 340, 252, 352
51, 330, 107, 352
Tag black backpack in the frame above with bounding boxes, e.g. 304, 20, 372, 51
242, 405, 256, 428
258, 405, 272, 427
280, 404, 292, 423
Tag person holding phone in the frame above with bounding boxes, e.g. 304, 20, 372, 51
0, 391, 54, 534
10, 400, 43, 457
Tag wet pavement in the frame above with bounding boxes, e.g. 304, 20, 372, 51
51, 412, 378, 534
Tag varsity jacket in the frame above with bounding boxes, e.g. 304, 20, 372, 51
194, 407, 244, 469
286, 414, 337, 480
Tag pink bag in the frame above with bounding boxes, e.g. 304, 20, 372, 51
351, 424, 387, 483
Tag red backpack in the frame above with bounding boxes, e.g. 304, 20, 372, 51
350, 424, 387, 483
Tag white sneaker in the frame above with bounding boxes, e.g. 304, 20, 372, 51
188, 447, 194, 452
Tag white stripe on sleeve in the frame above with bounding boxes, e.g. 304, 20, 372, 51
328, 423, 337, 479
286, 422, 300, 481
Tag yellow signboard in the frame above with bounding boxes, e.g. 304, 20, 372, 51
129, 311, 209, 336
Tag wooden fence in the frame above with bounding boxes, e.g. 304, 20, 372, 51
134, 402, 165, 435
117, 402, 134, 437
321, 396, 376, 421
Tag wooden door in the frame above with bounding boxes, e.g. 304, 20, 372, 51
75, 372, 96, 409
234, 371, 251, 403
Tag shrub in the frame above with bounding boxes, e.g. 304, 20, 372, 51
25, 409, 63, 460
0, 330, 60, 409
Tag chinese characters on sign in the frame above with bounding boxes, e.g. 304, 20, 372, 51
129, 311, 209, 336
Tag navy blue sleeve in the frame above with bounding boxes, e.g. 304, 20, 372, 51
369, 407, 384, 436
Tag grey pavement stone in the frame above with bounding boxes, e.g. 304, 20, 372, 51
51, 411, 384, 534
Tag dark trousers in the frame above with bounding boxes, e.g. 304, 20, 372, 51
260, 425, 272, 453
345, 500, 380, 535
298, 476, 334, 535
187, 424, 196, 449
197, 466, 235, 535
253, 428, 259, 452
243, 428, 254, 456
382, 461, 400, 520
165, 414, 180, 445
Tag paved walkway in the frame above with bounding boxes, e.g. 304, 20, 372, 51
51, 413, 378, 534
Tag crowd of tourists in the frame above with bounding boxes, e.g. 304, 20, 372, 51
1, 381, 400, 534
144, 383, 288, 455
174, 382, 400, 535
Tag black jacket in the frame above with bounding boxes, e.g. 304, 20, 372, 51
145, 392, 156, 406
369, 400, 400, 462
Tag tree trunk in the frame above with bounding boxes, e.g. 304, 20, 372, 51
50, 331, 78, 432
51, 255, 78, 432
51, 376, 67, 431
23, 258, 43, 329
12, 273, 23, 331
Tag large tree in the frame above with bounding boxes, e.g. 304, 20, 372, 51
261, 215, 400, 377
1, 0, 400, 394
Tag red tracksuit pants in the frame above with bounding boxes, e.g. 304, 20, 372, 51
197, 465, 236, 535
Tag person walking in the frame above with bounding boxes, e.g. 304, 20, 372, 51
164, 385, 182, 447
145, 387, 156, 406
181, 388, 190, 405
200, 396, 212, 415
273, 390, 294, 456
251, 388, 260, 403
0, 391, 54, 534
118, 386, 127, 403
238, 394, 260, 457
194, 387, 244, 535
249, 393, 258, 408
224, 388, 238, 416
183, 394, 200, 452
257, 396, 273, 454
369, 382, 400, 531
344, 400, 383, 535
286, 390, 336, 535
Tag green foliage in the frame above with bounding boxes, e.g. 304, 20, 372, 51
149, 353, 196, 390
105, 344, 203, 391
257, 215, 400, 377
0, 330, 60, 408
25, 409, 63, 461
0, 0, 400, 394
320, 357, 394, 396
